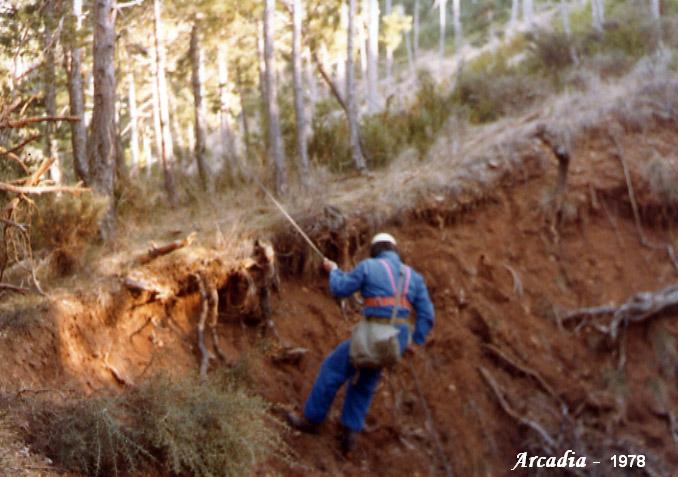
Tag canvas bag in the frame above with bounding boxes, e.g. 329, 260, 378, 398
349, 262, 410, 368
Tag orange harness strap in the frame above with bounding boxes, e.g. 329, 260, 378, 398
363, 296, 413, 311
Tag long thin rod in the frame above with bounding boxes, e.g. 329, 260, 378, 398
254, 179, 324, 258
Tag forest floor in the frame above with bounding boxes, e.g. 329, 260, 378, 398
1, 60, 677, 476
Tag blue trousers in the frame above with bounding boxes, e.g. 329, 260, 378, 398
303, 339, 382, 432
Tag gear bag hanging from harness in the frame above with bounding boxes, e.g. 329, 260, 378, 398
349, 260, 412, 368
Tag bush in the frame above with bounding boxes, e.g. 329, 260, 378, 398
27, 373, 284, 477
451, 71, 547, 123
31, 193, 107, 251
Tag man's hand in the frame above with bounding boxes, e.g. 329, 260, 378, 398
403, 346, 417, 358
323, 258, 338, 272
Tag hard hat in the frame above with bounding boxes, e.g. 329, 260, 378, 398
371, 232, 397, 246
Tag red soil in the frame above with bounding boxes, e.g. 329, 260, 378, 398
0, 119, 676, 476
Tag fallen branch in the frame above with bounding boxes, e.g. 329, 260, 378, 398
0, 282, 30, 294
0, 115, 79, 129
0, 181, 89, 195
136, 232, 196, 265
478, 365, 557, 450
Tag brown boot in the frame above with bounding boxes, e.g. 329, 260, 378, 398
339, 425, 356, 456
285, 411, 320, 434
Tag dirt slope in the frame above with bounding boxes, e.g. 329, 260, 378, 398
1, 77, 677, 476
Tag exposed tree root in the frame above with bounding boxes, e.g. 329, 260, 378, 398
482, 343, 566, 413
478, 366, 557, 450
563, 284, 678, 339
136, 232, 196, 265
611, 132, 678, 274
196, 272, 211, 380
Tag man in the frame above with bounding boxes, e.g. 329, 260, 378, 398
286, 232, 435, 454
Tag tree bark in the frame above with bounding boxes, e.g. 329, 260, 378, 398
43, 0, 62, 185
152, 0, 178, 206
366, 0, 380, 112
651, 0, 660, 22
127, 71, 140, 172
218, 45, 238, 180
510, 0, 520, 30
235, 64, 251, 163
189, 23, 211, 192
348, 0, 367, 171
88, 0, 117, 239
292, 0, 310, 187
385, 0, 393, 81
592, 0, 604, 34
523, 0, 533, 26
452, 0, 462, 52
413, 0, 420, 60
263, 0, 287, 195
439, 0, 447, 58
66, 0, 88, 182
560, 0, 571, 37
151, 64, 162, 172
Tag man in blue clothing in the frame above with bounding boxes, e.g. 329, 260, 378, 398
286, 232, 435, 454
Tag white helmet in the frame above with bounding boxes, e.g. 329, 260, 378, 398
371, 232, 397, 246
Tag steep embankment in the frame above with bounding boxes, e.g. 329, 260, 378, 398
1, 67, 677, 476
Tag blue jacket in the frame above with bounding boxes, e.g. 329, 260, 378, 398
328, 251, 435, 347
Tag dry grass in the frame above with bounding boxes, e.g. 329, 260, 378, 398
25, 372, 286, 477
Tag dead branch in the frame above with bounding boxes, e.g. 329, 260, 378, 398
0, 181, 89, 195
0, 115, 79, 129
478, 366, 557, 450
0, 134, 40, 157
562, 304, 617, 322
0, 282, 30, 294
136, 232, 196, 265
311, 51, 370, 163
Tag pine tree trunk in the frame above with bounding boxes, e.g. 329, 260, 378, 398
385, 0, 393, 81
66, 0, 88, 182
592, 0, 604, 34
366, 0, 380, 112
358, 11, 367, 80
413, 0, 419, 60
651, 0, 660, 22
43, 0, 62, 185
560, 0, 571, 37
189, 24, 211, 191
235, 64, 251, 163
510, 0, 520, 30
151, 64, 162, 171
347, 0, 367, 171
452, 0, 462, 51
404, 18, 415, 75
263, 0, 287, 195
292, 0, 310, 187
88, 0, 117, 238
439, 0, 447, 58
127, 71, 140, 173
218, 45, 238, 180
153, 0, 178, 206
523, 0, 533, 26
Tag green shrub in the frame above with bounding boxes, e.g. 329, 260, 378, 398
31, 193, 107, 251
451, 70, 546, 123
27, 373, 284, 477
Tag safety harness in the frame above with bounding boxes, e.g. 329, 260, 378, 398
364, 259, 412, 323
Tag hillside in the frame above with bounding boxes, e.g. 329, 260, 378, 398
1, 53, 677, 476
